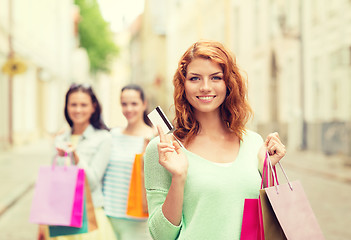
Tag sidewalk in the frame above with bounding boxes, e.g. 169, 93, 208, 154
0, 139, 53, 216
283, 150, 351, 184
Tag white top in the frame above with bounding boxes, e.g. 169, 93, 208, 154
55, 125, 112, 208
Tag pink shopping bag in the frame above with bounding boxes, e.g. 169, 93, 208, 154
29, 156, 85, 227
70, 168, 85, 227
264, 160, 325, 240
241, 198, 262, 240
241, 152, 276, 240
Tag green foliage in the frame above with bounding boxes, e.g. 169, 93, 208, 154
75, 0, 119, 74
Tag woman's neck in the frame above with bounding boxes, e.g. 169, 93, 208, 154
195, 111, 230, 136
72, 122, 90, 135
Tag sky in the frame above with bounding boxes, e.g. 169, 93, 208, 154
97, 0, 145, 32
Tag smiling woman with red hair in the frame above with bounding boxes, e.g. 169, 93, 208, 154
173, 40, 253, 145
144, 40, 287, 239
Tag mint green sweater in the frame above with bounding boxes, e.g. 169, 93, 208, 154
144, 130, 263, 240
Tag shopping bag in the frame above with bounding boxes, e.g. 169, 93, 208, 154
85, 177, 98, 232
259, 154, 286, 240
241, 153, 272, 240
49, 177, 98, 237
265, 158, 325, 239
126, 153, 149, 218
70, 168, 85, 227
259, 189, 286, 240
241, 198, 261, 240
29, 155, 85, 227
49, 197, 88, 237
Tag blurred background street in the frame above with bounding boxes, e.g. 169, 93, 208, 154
1, 0, 351, 239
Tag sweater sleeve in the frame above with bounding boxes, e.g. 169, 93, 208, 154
144, 137, 182, 240
77, 131, 112, 191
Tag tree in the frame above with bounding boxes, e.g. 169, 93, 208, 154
75, 0, 119, 74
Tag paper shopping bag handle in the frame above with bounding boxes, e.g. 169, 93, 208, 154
266, 153, 293, 191
52, 152, 74, 169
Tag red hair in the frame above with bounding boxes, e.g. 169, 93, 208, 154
173, 40, 252, 145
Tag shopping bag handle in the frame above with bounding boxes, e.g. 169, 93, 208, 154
260, 153, 269, 189
52, 152, 74, 169
266, 153, 293, 191
260, 152, 279, 189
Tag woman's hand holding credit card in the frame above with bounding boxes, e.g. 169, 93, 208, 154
147, 106, 185, 148
148, 106, 188, 177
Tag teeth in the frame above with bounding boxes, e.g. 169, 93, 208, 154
198, 96, 214, 100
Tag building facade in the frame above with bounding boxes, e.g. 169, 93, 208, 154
131, 0, 351, 156
0, 0, 89, 149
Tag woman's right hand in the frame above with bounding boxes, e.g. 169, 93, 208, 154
56, 142, 73, 156
56, 144, 79, 164
56, 147, 66, 157
157, 126, 188, 179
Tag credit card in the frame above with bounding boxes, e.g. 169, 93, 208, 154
147, 106, 175, 134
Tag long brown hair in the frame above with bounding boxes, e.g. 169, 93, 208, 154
173, 40, 252, 145
121, 84, 152, 127
64, 83, 109, 131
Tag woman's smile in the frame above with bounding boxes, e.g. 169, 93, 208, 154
196, 95, 216, 103
185, 58, 226, 114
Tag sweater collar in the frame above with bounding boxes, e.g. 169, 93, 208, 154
63, 124, 95, 141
